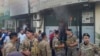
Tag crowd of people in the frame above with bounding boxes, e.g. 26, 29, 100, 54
0, 28, 100, 56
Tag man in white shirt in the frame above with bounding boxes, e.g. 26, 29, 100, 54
22, 24, 27, 31
18, 30, 26, 44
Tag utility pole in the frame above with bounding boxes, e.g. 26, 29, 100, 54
28, 0, 31, 29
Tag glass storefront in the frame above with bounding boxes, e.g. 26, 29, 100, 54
67, 3, 95, 43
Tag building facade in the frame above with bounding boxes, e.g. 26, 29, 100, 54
1, 0, 99, 46
37, 0, 100, 46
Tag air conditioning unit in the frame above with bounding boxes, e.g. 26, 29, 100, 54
33, 13, 41, 20
33, 13, 43, 28
33, 21, 41, 28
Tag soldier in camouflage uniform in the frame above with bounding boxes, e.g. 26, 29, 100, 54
79, 33, 100, 56
39, 32, 51, 56
52, 30, 65, 56
66, 29, 78, 56
21, 30, 40, 56
3, 32, 18, 56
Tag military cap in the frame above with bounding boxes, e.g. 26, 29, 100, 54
66, 29, 72, 31
26, 29, 34, 33
83, 33, 90, 37
9, 32, 18, 39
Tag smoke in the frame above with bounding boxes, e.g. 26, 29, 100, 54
53, 6, 70, 22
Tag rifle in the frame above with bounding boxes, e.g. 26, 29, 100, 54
29, 41, 33, 52
45, 45, 47, 56
16, 38, 20, 51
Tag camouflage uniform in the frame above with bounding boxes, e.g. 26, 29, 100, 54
66, 35, 78, 56
3, 41, 17, 56
39, 40, 51, 56
52, 37, 65, 56
21, 37, 40, 56
79, 43, 100, 56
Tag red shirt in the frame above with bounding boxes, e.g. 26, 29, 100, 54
49, 33, 54, 41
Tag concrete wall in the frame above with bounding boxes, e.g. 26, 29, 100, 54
39, 0, 79, 10
39, 0, 87, 10
95, 3, 100, 46
9, 0, 91, 15
29, 0, 39, 13
9, 0, 28, 16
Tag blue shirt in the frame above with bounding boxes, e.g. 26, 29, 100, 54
0, 33, 8, 45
